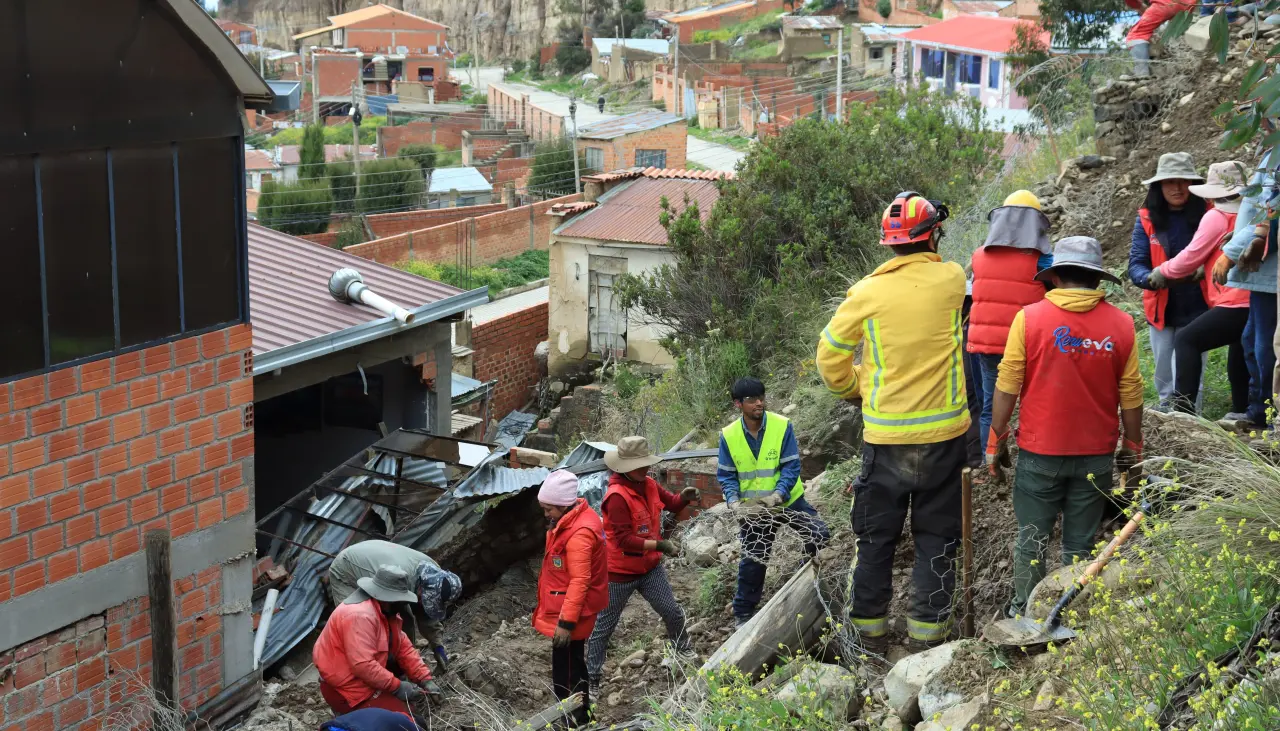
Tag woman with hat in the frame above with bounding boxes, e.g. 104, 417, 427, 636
1129, 152, 1211, 411
1153, 161, 1253, 416
586, 436, 698, 704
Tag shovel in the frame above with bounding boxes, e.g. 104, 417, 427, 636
983, 497, 1148, 649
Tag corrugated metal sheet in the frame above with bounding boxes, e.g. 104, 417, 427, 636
428, 166, 493, 194
577, 110, 684, 140
559, 441, 613, 509
665, 0, 755, 21
247, 223, 465, 358
244, 149, 278, 171
591, 38, 672, 56
455, 464, 550, 498
556, 177, 722, 246
781, 15, 843, 30
494, 411, 537, 449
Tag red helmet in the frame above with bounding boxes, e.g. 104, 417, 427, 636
881, 191, 949, 245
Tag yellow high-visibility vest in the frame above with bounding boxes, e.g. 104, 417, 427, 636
721, 413, 803, 507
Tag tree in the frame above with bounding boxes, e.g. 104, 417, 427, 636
258, 179, 334, 235
877, 0, 892, 18
1028, 0, 1130, 52
616, 85, 1003, 365
327, 161, 357, 214
399, 144, 440, 176
300, 123, 327, 179
527, 137, 586, 196
555, 42, 592, 75
356, 158, 425, 214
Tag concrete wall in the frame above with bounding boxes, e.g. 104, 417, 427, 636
548, 238, 675, 377
577, 120, 688, 172
0, 325, 256, 727
473, 302, 549, 419
365, 204, 507, 238
905, 43, 1023, 109
344, 194, 583, 266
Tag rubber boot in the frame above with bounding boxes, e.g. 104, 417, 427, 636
1129, 41, 1152, 78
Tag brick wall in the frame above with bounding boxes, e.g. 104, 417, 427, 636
300, 231, 342, 247
0, 325, 254, 728
487, 86, 565, 142
493, 157, 532, 188
378, 115, 504, 157
364, 204, 506, 238
344, 193, 583, 266
314, 55, 361, 98
473, 302, 548, 418
653, 461, 722, 519
578, 120, 687, 171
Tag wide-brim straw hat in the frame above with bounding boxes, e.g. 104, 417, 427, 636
1188, 161, 1246, 199
356, 565, 419, 604
604, 436, 663, 473
1142, 152, 1205, 186
1034, 236, 1122, 285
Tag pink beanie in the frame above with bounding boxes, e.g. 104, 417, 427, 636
538, 470, 580, 507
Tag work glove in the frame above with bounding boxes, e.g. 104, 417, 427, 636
986, 427, 1011, 484
757, 492, 785, 509
393, 680, 426, 703
432, 645, 450, 675
1238, 233, 1268, 274
552, 624, 573, 647
679, 486, 701, 504
1213, 254, 1234, 286
655, 539, 680, 557
1191, 265, 1206, 283
1145, 268, 1168, 290
1117, 438, 1143, 480
419, 679, 444, 705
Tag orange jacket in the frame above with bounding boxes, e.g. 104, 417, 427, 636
313, 598, 433, 708
534, 499, 608, 640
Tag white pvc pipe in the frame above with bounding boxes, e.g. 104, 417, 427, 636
350, 282, 415, 325
253, 588, 279, 671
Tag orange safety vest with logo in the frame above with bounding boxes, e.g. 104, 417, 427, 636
603, 474, 664, 576
534, 498, 608, 639
967, 246, 1045, 355
1016, 298, 1136, 456
1139, 208, 1215, 330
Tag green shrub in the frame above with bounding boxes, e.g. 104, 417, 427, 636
511, 59, 527, 74
555, 43, 592, 75
356, 158, 425, 214
396, 249, 549, 298
877, 0, 892, 18
334, 217, 367, 249
694, 563, 733, 616
327, 162, 357, 214
398, 144, 440, 175
646, 662, 847, 730
299, 123, 327, 179
527, 137, 586, 196
258, 179, 333, 235
263, 116, 385, 147
456, 52, 474, 67
612, 363, 645, 400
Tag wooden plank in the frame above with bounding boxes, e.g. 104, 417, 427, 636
145, 530, 178, 724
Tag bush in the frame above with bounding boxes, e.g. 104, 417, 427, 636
327, 162, 357, 214
258, 179, 334, 235
456, 52, 474, 67
555, 43, 592, 75
511, 59, 527, 74
299, 123, 326, 179
877, 0, 892, 17
262, 116, 385, 147
398, 144, 439, 175
334, 217, 366, 249
356, 158, 425, 214
397, 249, 549, 298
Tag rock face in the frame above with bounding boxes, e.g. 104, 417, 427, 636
776, 663, 865, 722
884, 640, 970, 723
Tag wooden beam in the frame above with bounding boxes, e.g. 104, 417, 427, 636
253, 326, 442, 402
509, 692, 584, 730
146, 530, 179, 724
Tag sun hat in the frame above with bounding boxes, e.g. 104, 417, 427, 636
538, 469, 580, 507
1142, 152, 1205, 186
1188, 161, 1246, 199
604, 436, 664, 473
356, 565, 419, 604
1034, 236, 1122, 285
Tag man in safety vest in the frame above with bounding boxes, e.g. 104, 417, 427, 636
587, 437, 698, 703
817, 191, 969, 653
717, 377, 831, 627
987, 236, 1144, 617
533, 470, 609, 724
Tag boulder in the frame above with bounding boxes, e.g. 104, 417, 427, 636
776, 663, 865, 721
916, 693, 989, 731
919, 671, 967, 720
686, 536, 719, 567
624, 650, 647, 667
884, 640, 969, 723
1033, 678, 1060, 712
1185, 14, 1215, 52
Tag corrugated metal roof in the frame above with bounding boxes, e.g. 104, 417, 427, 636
591, 38, 672, 56
665, 0, 755, 22
494, 411, 537, 449
557, 177, 721, 245
950, 0, 1014, 13
642, 167, 735, 180
781, 15, 843, 30
454, 464, 550, 498
577, 110, 684, 140
245, 149, 278, 171
247, 224, 478, 368
428, 166, 493, 194
294, 3, 448, 40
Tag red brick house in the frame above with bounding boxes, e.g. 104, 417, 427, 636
218, 19, 258, 45
575, 110, 688, 173
0, 1, 273, 728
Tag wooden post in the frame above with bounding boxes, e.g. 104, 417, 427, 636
146, 530, 178, 723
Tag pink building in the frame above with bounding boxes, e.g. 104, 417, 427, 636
896, 16, 1048, 112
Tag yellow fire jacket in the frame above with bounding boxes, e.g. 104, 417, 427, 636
816, 252, 970, 445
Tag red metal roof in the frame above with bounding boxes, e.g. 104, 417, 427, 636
582, 167, 736, 184
899, 16, 1046, 54
247, 224, 465, 358
556, 177, 722, 246
548, 201, 598, 216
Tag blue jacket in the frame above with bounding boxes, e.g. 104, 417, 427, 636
716, 413, 801, 503
1128, 209, 1209, 328
1222, 150, 1278, 294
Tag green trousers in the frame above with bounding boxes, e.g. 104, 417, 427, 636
1011, 450, 1113, 609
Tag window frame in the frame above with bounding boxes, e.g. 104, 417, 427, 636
920, 48, 945, 79
1, 136, 249, 384
584, 146, 605, 172
869, 46, 884, 61
988, 58, 1001, 90
634, 148, 667, 169
957, 53, 983, 86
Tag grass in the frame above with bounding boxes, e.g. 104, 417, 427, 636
396, 249, 548, 298
692, 9, 784, 43
733, 41, 784, 62
687, 126, 754, 151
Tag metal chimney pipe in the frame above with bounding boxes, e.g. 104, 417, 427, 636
328, 268, 416, 325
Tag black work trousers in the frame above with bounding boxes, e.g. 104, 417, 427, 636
551, 639, 590, 725
849, 435, 965, 641
1173, 305, 1250, 415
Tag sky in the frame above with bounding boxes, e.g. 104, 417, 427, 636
203, 0, 217, 10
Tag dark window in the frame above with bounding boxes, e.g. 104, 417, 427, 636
635, 149, 666, 168
324, 374, 384, 430
179, 138, 242, 331
0, 156, 45, 379
921, 49, 945, 79
418, 66, 435, 81
239, 30, 252, 44
113, 146, 181, 346
41, 151, 115, 363
958, 53, 983, 85
870, 47, 884, 61
988, 59, 1001, 89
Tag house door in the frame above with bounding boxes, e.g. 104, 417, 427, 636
588, 255, 628, 360
945, 52, 958, 94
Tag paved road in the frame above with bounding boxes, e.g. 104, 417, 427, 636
454, 66, 507, 94
490, 82, 744, 173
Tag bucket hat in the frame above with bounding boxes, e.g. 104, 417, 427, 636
1188, 161, 1246, 199
356, 565, 419, 604
415, 563, 462, 621
1142, 152, 1204, 186
1034, 236, 1121, 285
604, 436, 664, 473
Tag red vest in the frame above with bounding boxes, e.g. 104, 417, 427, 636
535, 499, 608, 637
1139, 209, 1215, 330
1016, 298, 1136, 456
967, 246, 1046, 354
603, 475, 664, 576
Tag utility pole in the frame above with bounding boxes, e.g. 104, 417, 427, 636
569, 96, 581, 194
471, 24, 478, 88
673, 27, 680, 117
351, 81, 363, 199
835, 28, 843, 122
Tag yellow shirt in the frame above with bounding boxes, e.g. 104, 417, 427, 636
816, 252, 970, 445
995, 288, 1144, 409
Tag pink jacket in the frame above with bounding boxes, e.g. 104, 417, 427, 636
1157, 207, 1249, 308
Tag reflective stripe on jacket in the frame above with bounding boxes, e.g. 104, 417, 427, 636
603, 475, 664, 576
534, 498, 608, 639
967, 246, 1044, 355
720, 412, 803, 506
816, 253, 970, 445
313, 598, 432, 709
